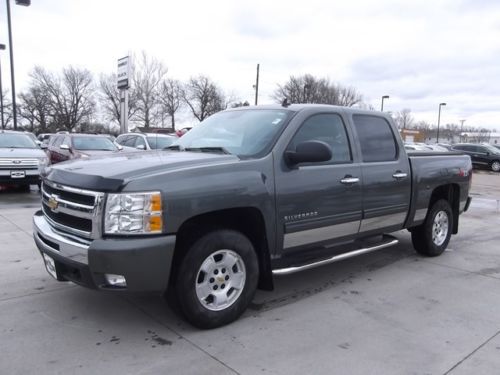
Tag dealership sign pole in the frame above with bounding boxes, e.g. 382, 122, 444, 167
117, 56, 130, 134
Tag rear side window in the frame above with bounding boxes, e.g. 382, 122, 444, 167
352, 115, 397, 162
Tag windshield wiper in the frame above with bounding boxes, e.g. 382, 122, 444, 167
185, 147, 231, 155
164, 145, 184, 151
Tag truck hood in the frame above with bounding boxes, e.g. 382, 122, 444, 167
0, 147, 47, 158
43, 150, 239, 191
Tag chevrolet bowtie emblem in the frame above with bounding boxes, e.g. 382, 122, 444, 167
47, 195, 59, 211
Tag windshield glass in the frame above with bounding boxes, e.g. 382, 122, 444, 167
73, 137, 117, 151
147, 136, 176, 149
173, 109, 292, 156
0, 133, 38, 149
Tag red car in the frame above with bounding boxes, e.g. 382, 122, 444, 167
46, 134, 122, 164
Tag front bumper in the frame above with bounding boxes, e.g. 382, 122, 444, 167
0, 169, 40, 184
33, 210, 176, 292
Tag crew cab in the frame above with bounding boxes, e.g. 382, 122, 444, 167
33, 105, 472, 328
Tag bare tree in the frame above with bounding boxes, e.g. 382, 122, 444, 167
18, 85, 52, 132
157, 78, 183, 129
272, 74, 363, 107
1, 89, 13, 129
31, 66, 95, 131
98, 73, 138, 125
394, 108, 414, 129
183, 75, 226, 122
132, 52, 167, 128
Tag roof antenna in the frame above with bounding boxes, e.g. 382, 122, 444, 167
281, 97, 290, 108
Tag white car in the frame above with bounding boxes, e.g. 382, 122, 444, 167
0, 131, 49, 189
116, 133, 178, 151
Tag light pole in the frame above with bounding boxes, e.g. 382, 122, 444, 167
0, 43, 5, 130
254, 63, 259, 106
381, 95, 389, 111
436, 102, 446, 143
459, 119, 465, 143
6, 0, 31, 130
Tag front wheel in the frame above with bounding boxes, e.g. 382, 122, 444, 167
175, 229, 259, 329
491, 160, 500, 172
411, 199, 453, 257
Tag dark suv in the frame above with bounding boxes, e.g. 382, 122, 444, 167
451, 143, 500, 172
47, 134, 121, 164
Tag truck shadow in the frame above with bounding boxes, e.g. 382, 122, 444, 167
53, 231, 418, 332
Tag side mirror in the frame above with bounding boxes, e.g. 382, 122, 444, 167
285, 140, 332, 166
40, 143, 48, 150
136, 144, 146, 150
60, 144, 70, 150
117, 145, 123, 150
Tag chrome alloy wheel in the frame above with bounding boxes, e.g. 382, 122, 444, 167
195, 249, 246, 311
432, 211, 449, 246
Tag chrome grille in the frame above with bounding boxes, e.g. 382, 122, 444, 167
0, 158, 39, 170
41, 180, 105, 239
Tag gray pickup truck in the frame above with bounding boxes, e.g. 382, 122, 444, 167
33, 104, 472, 328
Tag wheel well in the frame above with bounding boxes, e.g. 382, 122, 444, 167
429, 184, 460, 234
171, 208, 274, 290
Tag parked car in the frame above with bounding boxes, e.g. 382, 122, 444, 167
176, 127, 192, 137
451, 143, 500, 172
46, 134, 122, 164
0, 130, 49, 188
34, 104, 472, 328
116, 133, 178, 150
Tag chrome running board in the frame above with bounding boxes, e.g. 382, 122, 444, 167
272, 237, 399, 276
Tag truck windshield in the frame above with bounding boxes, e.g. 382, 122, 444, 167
172, 109, 292, 157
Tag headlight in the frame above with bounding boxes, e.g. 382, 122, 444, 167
37, 156, 49, 172
104, 192, 163, 234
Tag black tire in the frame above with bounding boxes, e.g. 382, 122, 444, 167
491, 160, 500, 172
411, 199, 453, 257
175, 229, 259, 329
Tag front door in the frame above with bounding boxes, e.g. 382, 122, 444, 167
275, 112, 362, 251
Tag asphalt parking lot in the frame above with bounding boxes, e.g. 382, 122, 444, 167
1, 172, 499, 375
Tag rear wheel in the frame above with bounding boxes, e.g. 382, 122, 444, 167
491, 160, 500, 172
411, 199, 453, 257
175, 229, 259, 329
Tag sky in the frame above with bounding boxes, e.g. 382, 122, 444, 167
0, 0, 499, 130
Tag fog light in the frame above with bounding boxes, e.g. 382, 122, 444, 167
104, 274, 127, 287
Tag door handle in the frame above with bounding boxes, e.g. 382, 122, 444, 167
340, 176, 360, 185
392, 172, 408, 179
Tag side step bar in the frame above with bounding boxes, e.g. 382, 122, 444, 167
272, 236, 399, 276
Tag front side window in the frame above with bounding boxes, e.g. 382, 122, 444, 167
288, 113, 351, 164
352, 115, 397, 162
147, 136, 176, 149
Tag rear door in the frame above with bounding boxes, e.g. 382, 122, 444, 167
275, 111, 362, 250
351, 114, 411, 234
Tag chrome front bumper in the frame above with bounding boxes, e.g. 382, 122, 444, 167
33, 210, 89, 265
